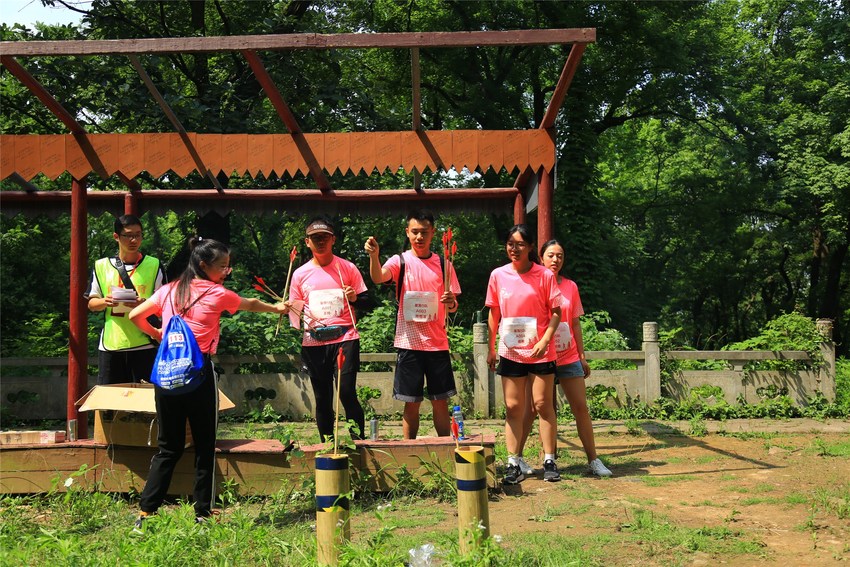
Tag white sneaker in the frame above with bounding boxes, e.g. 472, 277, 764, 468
518, 457, 534, 476
588, 458, 612, 477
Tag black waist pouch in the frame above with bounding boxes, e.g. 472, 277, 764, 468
308, 325, 349, 342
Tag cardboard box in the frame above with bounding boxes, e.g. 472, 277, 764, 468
0, 430, 65, 446
76, 383, 235, 447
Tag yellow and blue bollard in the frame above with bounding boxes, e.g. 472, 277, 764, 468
315, 454, 350, 565
454, 445, 490, 553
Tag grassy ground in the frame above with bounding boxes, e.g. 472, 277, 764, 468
1, 419, 848, 566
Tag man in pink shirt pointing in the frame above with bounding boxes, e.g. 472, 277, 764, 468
365, 209, 460, 439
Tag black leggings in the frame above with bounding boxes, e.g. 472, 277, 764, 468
301, 339, 365, 441
139, 359, 217, 517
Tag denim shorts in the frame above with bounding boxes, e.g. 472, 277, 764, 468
556, 360, 585, 379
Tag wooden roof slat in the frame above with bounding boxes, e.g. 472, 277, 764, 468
128, 55, 223, 192
1, 56, 83, 134
411, 47, 422, 192
115, 171, 142, 193
8, 172, 39, 192
539, 43, 587, 130
0, 187, 521, 217
0, 187, 519, 201
1, 56, 113, 182
0, 29, 596, 57
0, 131, 554, 182
513, 43, 588, 191
241, 50, 330, 191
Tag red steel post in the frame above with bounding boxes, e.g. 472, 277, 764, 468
68, 177, 89, 439
538, 165, 554, 246
124, 191, 137, 215
513, 192, 526, 226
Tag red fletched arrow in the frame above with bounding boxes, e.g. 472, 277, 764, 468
254, 276, 267, 286
447, 227, 453, 242
451, 416, 459, 440
289, 245, 297, 263
253, 284, 265, 293
337, 347, 345, 368
451, 241, 457, 257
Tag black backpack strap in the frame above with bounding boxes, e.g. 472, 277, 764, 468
397, 252, 446, 302
395, 250, 449, 311
396, 254, 405, 303
439, 254, 445, 287
110, 257, 137, 292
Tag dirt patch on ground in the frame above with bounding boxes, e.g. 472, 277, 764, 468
352, 419, 850, 565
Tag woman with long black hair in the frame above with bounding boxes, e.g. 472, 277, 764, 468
541, 239, 612, 477
129, 238, 286, 529
485, 225, 562, 484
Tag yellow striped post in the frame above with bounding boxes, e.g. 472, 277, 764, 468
455, 445, 489, 553
315, 454, 350, 565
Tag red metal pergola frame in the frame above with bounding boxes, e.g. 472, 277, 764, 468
0, 29, 595, 437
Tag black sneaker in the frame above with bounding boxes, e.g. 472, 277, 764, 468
543, 459, 561, 482
132, 512, 150, 534
503, 463, 525, 485
195, 509, 220, 524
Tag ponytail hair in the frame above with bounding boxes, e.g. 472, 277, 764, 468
174, 237, 229, 312
506, 224, 540, 264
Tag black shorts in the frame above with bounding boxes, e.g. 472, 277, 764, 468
393, 348, 456, 403
497, 356, 556, 378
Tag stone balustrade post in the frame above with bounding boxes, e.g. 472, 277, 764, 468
642, 322, 662, 402
473, 321, 492, 417
816, 319, 836, 401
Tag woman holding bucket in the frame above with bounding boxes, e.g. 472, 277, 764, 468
541, 239, 612, 477
485, 225, 562, 484
128, 238, 286, 530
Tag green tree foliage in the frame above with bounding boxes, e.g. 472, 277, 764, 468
0, 0, 847, 358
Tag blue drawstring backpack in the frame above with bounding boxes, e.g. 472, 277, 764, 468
150, 287, 211, 395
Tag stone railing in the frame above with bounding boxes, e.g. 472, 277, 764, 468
0, 320, 835, 420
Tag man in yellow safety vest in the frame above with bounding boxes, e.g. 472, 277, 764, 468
86, 214, 166, 384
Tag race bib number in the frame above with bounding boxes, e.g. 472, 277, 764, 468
308, 289, 344, 320
555, 322, 572, 352
403, 291, 438, 322
500, 317, 537, 348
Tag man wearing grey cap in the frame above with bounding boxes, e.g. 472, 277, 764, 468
283, 215, 367, 441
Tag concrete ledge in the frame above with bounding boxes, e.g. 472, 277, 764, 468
0, 434, 497, 495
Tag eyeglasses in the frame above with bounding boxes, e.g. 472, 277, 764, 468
119, 232, 143, 241
218, 266, 233, 274
506, 241, 529, 250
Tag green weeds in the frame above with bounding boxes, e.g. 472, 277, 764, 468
812, 485, 850, 520
810, 437, 850, 457
620, 508, 765, 558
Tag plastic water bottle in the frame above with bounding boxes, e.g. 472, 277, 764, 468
369, 417, 379, 440
452, 405, 465, 440
408, 543, 435, 566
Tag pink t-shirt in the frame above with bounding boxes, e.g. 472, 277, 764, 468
485, 263, 562, 364
289, 256, 367, 346
556, 277, 585, 366
384, 250, 461, 351
150, 280, 242, 354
